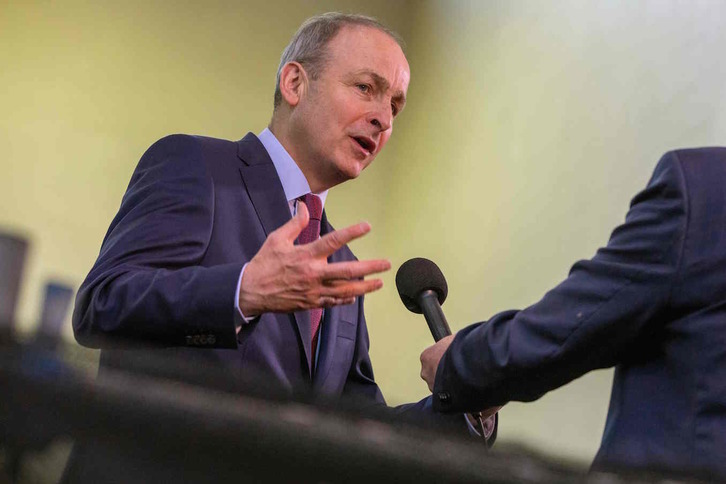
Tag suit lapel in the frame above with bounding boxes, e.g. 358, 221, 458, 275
237, 133, 292, 237
237, 132, 312, 375
314, 212, 344, 389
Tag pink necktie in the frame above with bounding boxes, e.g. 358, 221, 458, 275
297, 193, 323, 355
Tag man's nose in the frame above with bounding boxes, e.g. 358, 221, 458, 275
369, 104, 392, 132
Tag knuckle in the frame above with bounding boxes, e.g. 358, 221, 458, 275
299, 272, 314, 288
268, 230, 282, 242
327, 233, 342, 247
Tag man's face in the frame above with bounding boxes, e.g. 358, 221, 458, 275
289, 25, 410, 190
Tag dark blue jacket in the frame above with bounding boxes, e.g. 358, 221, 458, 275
434, 148, 726, 477
74, 133, 382, 398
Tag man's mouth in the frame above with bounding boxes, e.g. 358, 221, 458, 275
352, 136, 376, 154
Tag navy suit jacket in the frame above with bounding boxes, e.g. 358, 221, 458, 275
433, 148, 726, 476
73, 132, 451, 417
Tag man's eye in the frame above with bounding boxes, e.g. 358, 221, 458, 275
356, 84, 371, 93
391, 103, 399, 116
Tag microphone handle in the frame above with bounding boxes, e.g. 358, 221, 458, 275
419, 289, 488, 443
417, 289, 452, 342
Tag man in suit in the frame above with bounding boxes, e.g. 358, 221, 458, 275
420, 148, 726, 477
73, 13, 495, 435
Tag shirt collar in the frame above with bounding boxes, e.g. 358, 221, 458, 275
257, 128, 328, 207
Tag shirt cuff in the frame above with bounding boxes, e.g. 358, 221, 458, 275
464, 413, 496, 440
234, 263, 259, 332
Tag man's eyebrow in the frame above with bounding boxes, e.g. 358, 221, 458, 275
353, 70, 407, 108
367, 71, 391, 91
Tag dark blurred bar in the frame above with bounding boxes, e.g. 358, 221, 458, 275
1, 335, 717, 484
0, 337, 583, 484
0, 232, 28, 340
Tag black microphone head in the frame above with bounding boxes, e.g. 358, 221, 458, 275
395, 258, 448, 314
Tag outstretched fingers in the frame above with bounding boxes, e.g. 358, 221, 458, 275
309, 222, 372, 257
319, 278, 385, 299
320, 259, 391, 281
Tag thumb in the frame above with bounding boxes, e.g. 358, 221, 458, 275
277, 200, 310, 242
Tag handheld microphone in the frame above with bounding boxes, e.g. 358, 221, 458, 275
395, 257, 451, 341
396, 257, 490, 440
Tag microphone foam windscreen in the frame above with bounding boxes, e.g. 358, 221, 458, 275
395, 257, 448, 314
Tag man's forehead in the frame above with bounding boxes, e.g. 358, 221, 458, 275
329, 26, 407, 66
325, 25, 410, 95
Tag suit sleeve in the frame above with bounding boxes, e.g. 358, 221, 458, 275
73, 135, 242, 349
434, 151, 688, 412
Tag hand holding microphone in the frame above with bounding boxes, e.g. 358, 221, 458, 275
394, 257, 454, 390
395, 258, 498, 439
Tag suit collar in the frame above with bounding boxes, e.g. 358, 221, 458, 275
236, 133, 291, 237
237, 132, 271, 167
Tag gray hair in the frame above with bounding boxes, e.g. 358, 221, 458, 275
273, 12, 405, 109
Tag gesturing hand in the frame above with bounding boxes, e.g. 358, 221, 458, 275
238, 202, 391, 316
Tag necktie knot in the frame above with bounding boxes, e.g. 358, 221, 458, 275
301, 193, 322, 222
296, 193, 322, 246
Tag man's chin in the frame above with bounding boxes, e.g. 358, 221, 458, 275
320, 158, 371, 189
336, 161, 368, 181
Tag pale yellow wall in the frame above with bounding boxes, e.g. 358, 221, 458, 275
0, 0, 412, 335
3, 0, 726, 467
352, 0, 726, 463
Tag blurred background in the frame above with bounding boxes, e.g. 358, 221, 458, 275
2, 0, 726, 472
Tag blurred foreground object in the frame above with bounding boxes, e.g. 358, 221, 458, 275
33, 282, 74, 349
0, 337, 715, 484
0, 232, 28, 336
0, 337, 576, 484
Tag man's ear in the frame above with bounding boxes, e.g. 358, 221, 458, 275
278, 62, 307, 107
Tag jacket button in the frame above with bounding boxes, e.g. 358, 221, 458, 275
438, 392, 451, 404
